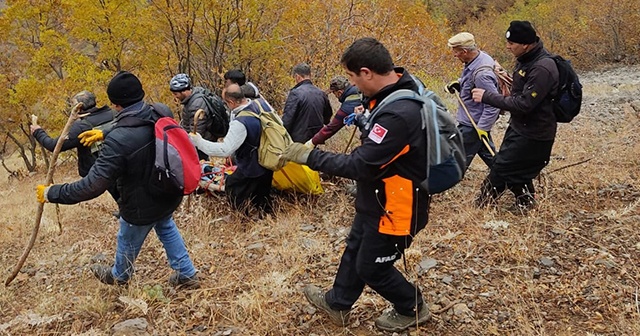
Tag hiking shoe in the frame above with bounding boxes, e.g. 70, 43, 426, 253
375, 304, 431, 332
90, 264, 127, 286
303, 285, 351, 326
169, 272, 200, 289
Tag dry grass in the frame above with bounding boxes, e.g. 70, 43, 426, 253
1, 66, 640, 335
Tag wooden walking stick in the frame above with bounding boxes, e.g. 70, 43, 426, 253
454, 91, 495, 156
193, 108, 205, 134
5, 102, 83, 286
343, 126, 358, 154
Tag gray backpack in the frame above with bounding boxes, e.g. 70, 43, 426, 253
365, 88, 465, 194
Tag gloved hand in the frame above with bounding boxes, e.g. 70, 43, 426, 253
343, 113, 357, 126
36, 184, 50, 203
445, 80, 461, 94
304, 139, 315, 148
78, 129, 104, 147
280, 143, 312, 165
477, 128, 489, 141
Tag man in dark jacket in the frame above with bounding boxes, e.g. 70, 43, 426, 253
36, 71, 199, 288
31, 91, 119, 203
189, 84, 273, 216
281, 38, 431, 332
282, 63, 332, 143
472, 21, 559, 210
170, 73, 227, 160
307, 75, 362, 147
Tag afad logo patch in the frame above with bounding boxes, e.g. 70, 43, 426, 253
368, 123, 388, 144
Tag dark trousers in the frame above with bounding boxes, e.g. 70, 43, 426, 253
478, 127, 554, 205
224, 169, 274, 215
458, 124, 495, 170
197, 149, 209, 161
326, 213, 423, 316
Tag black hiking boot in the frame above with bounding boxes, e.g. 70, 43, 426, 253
90, 264, 127, 286
303, 285, 351, 326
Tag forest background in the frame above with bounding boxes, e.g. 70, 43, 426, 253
0, 0, 638, 172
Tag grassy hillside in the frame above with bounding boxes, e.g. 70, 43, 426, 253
1, 65, 639, 335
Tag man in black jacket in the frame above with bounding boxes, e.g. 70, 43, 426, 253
472, 21, 559, 210
282, 63, 332, 143
31, 91, 119, 203
36, 71, 199, 288
281, 38, 431, 332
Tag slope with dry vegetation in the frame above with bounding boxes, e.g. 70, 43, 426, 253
1, 65, 640, 335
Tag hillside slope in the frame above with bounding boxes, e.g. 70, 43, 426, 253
1, 65, 639, 335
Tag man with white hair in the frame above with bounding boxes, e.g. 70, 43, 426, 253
445, 32, 501, 171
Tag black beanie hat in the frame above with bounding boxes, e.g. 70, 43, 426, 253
506, 20, 538, 44
107, 71, 145, 107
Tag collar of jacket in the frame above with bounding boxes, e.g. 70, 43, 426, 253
115, 101, 146, 120
292, 78, 313, 90
230, 100, 252, 119
339, 85, 359, 103
364, 67, 418, 111
517, 41, 545, 63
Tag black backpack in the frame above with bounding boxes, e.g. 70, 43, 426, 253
193, 86, 230, 140
549, 55, 583, 123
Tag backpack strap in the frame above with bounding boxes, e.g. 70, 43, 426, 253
364, 89, 434, 185
470, 65, 495, 89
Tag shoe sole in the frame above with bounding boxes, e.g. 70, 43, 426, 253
375, 313, 431, 332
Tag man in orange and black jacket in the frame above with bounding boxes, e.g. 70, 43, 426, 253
281, 37, 431, 332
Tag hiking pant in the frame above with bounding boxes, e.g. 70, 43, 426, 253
326, 213, 423, 316
477, 127, 554, 205
111, 214, 196, 282
225, 169, 274, 215
458, 124, 495, 170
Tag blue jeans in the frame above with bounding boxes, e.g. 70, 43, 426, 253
110, 214, 196, 282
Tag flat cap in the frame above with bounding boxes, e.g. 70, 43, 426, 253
448, 32, 476, 48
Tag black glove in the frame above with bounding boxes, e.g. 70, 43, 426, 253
445, 80, 461, 94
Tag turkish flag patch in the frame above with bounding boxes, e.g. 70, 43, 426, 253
368, 123, 388, 144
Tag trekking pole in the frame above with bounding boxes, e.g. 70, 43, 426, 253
5, 102, 83, 286
454, 91, 495, 156
193, 109, 205, 134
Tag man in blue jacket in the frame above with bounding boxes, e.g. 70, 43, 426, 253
36, 71, 199, 288
446, 32, 501, 170
307, 75, 362, 147
282, 63, 333, 143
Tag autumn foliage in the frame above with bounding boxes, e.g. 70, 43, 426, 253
0, 0, 638, 172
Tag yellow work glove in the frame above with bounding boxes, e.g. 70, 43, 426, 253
477, 129, 489, 141
78, 129, 104, 147
36, 184, 50, 203
445, 80, 461, 94
281, 143, 312, 165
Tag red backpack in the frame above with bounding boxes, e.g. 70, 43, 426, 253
152, 116, 200, 195
119, 103, 200, 196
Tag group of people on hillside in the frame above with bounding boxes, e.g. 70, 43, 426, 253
31, 20, 561, 332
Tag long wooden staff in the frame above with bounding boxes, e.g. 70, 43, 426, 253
5, 102, 83, 286
454, 91, 495, 156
